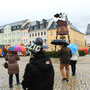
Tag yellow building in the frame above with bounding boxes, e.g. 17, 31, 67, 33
47, 23, 86, 51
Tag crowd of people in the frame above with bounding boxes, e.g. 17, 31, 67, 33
4, 37, 79, 90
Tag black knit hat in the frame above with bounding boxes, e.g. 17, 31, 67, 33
34, 37, 43, 46
29, 37, 43, 54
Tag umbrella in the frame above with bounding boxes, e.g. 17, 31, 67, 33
8, 45, 26, 52
20, 46, 26, 53
67, 43, 78, 55
51, 39, 69, 45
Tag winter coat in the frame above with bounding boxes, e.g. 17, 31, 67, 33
22, 51, 54, 90
70, 51, 79, 61
5, 53, 20, 75
58, 47, 72, 64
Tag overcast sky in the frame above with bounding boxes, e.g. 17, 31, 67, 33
0, 0, 90, 34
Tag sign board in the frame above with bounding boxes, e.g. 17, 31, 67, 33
57, 20, 68, 35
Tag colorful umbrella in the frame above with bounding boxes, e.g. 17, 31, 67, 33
67, 43, 78, 55
8, 45, 26, 52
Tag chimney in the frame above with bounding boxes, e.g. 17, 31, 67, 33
36, 21, 40, 29
42, 19, 47, 28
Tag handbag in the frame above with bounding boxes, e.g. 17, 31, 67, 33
4, 62, 8, 69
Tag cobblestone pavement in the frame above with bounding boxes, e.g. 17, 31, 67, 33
0, 55, 90, 90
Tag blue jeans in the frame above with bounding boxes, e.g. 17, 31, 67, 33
9, 74, 19, 86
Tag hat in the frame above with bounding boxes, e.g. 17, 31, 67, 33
34, 37, 43, 46
29, 37, 43, 54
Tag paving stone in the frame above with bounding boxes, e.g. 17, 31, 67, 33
0, 55, 90, 90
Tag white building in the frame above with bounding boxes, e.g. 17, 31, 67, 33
86, 24, 90, 47
28, 18, 53, 45
0, 19, 29, 45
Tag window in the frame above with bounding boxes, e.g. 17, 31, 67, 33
44, 39, 46, 43
8, 33, 11, 36
12, 26, 17, 30
26, 39, 28, 43
32, 26, 35, 30
30, 41, 31, 44
35, 33, 37, 36
26, 32, 28, 35
44, 31, 46, 35
12, 32, 15, 36
17, 25, 21, 29
17, 32, 20, 35
21, 40, 23, 43
22, 32, 23, 36
17, 39, 20, 42
51, 48, 53, 51
30, 34, 31, 37
12, 39, 15, 42
51, 39, 53, 42
41, 32, 43, 36
24, 32, 25, 36
5, 34, 7, 37
0, 29, 3, 33
32, 33, 34, 37
24, 39, 25, 43
38, 32, 40, 36
50, 31, 53, 36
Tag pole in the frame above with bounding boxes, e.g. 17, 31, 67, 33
68, 34, 70, 43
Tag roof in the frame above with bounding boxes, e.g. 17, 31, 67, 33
65, 15, 70, 24
70, 25, 80, 32
48, 21, 57, 30
86, 24, 90, 35
70, 25, 84, 34
48, 21, 84, 34
0, 25, 6, 30
0, 25, 5, 33
29, 18, 51, 26
28, 18, 52, 31
9, 19, 28, 26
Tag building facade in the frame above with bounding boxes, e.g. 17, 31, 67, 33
47, 22, 86, 51
0, 18, 86, 52
0, 19, 29, 45
28, 18, 53, 45
86, 24, 90, 48
20, 19, 30, 45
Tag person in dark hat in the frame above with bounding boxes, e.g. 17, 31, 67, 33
22, 37, 54, 90
58, 43, 72, 82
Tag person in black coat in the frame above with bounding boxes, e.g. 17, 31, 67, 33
22, 37, 54, 90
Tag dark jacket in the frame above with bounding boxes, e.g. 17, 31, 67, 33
5, 53, 20, 74
58, 47, 72, 64
22, 51, 54, 90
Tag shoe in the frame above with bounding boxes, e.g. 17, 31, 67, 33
17, 82, 20, 85
9, 86, 13, 88
66, 79, 69, 82
72, 74, 75, 76
62, 78, 66, 81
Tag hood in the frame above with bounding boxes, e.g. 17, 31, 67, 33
8, 53, 14, 57
31, 51, 52, 72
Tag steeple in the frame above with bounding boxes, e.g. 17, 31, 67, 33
65, 15, 70, 24
86, 24, 90, 35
